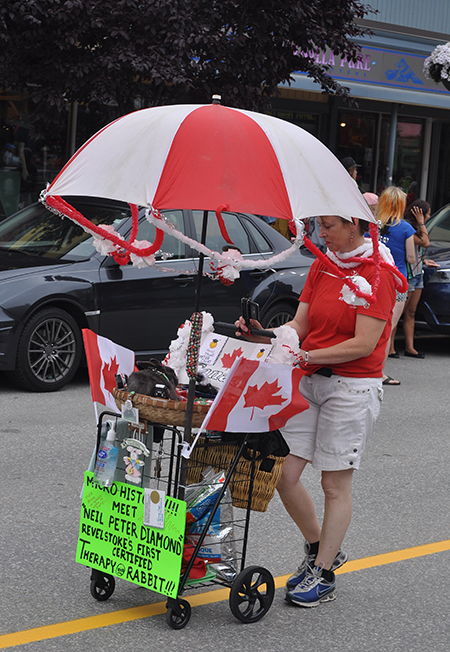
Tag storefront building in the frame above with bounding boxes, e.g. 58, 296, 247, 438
1, 1, 450, 218
271, 1, 450, 212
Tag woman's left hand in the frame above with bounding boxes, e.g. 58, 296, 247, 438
424, 258, 440, 268
234, 316, 272, 343
411, 206, 425, 224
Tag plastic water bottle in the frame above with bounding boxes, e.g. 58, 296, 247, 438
94, 427, 119, 487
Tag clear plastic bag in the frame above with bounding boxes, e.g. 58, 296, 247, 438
185, 467, 237, 580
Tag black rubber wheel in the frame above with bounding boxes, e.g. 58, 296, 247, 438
166, 598, 191, 629
90, 573, 115, 601
10, 307, 82, 391
261, 302, 296, 329
229, 566, 275, 623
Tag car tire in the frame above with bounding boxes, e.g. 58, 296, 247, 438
10, 307, 82, 392
260, 302, 296, 329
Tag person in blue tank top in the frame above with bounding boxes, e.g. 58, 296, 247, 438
377, 187, 415, 384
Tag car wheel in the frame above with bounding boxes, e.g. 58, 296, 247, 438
260, 302, 296, 329
10, 307, 82, 392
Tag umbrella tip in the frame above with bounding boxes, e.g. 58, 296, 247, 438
211, 94, 222, 104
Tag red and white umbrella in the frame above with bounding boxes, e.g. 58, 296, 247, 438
46, 103, 374, 224
43, 102, 403, 440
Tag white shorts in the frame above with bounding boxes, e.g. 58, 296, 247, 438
280, 374, 383, 471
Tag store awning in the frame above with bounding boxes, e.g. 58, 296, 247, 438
285, 74, 450, 109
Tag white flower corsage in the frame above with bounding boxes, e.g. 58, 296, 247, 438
340, 274, 372, 307
92, 224, 121, 256
129, 240, 156, 268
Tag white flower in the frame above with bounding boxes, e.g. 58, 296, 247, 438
92, 224, 121, 255
129, 240, 156, 268
424, 42, 450, 83
266, 325, 300, 366
162, 312, 215, 382
340, 275, 372, 307
217, 248, 243, 283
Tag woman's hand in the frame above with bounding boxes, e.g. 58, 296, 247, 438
423, 258, 440, 268
234, 316, 272, 343
411, 205, 425, 224
411, 207, 430, 246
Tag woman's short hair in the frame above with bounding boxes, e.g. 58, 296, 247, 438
339, 217, 370, 234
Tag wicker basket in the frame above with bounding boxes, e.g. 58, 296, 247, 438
112, 388, 210, 428
187, 438, 285, 512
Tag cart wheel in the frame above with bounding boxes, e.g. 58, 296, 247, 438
229, 566, 274, 623
166, 598, 191, 629
90, 573, 115, 601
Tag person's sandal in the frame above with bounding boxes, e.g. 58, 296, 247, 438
382, 375, 401, 386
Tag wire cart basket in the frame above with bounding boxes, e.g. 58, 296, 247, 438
81, 395, 285, 629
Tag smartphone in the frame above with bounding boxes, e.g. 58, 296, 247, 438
241, 298, 260, 326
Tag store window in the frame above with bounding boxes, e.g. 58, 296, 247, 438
432, 122, 450, 211
377, 116, 424, 201
337, 111, 378, 193
0, 92, 123, 220
0, 92, 68, 219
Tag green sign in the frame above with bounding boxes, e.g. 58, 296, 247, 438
76, 472, 186, 599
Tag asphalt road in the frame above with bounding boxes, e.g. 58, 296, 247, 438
1, 334, 450, 651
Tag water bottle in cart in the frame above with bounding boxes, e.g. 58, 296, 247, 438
94, 427, 119, 487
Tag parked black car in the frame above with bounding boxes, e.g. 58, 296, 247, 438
417, 203, 450, 334
0, 198, 313, 391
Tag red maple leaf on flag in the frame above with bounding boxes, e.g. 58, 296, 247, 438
243, 379, 286, 419
102, 355, 120, 394
221, 347, 244, 369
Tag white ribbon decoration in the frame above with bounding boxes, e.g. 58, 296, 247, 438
40, 188, 305, 276
145, 208, 305, 275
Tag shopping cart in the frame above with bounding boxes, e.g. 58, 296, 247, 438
81, 404, 285, 629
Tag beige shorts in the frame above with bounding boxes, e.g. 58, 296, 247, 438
280, 374, 383, 471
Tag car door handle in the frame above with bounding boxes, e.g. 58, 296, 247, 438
174, 276, 196, 286
249, 269, 270, 279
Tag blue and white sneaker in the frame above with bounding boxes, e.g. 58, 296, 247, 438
286, 563, 336, 607
286, 544, 348, 592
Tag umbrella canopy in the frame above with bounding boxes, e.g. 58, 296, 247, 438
43, 103, 402, 446
46, 103, 374, 224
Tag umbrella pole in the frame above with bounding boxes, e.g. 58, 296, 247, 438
179, 210, 208, 499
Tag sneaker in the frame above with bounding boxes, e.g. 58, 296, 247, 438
286, 544, 348, 591
286, 564, 336, 607
285, 542, 316, 591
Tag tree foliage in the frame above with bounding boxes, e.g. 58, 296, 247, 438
0, 0, 372, 133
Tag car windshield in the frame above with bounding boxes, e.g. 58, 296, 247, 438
427, 205, 450, 243
0, 199, 131, 261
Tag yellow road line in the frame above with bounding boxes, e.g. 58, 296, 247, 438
2, 539, 450, 649
276, 538, 450, 586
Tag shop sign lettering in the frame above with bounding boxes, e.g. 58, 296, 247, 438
293, 45, 442, 93
299, 48, 372, 71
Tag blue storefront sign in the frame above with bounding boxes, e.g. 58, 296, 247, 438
288, 44, 450, 108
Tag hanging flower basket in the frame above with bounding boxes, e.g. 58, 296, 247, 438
424, 42, 450, 89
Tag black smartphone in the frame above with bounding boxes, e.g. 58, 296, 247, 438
241, 297, 260, 326
248, 300, 260, 322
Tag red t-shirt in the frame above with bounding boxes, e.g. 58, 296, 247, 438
300, 258, 396, 378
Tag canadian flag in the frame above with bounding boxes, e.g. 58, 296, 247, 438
82, 329, 136, 412
200, 358, 309, 433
